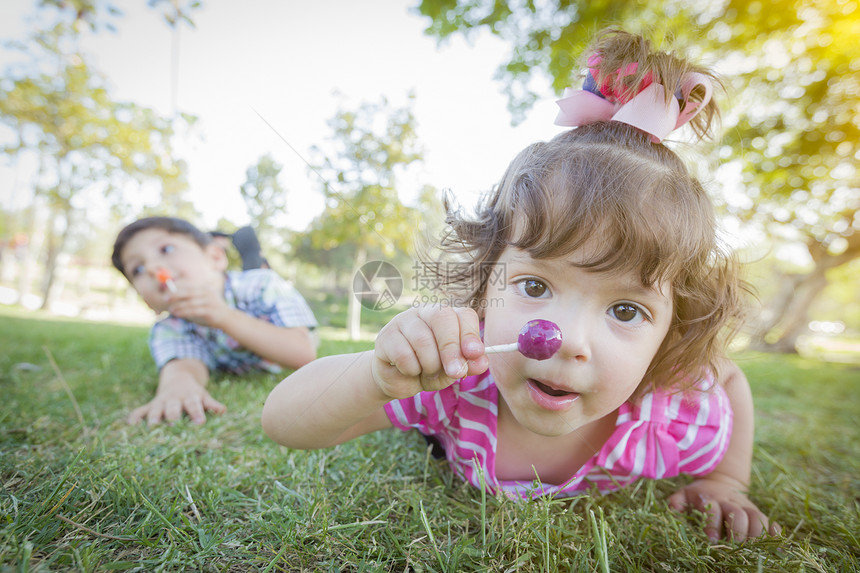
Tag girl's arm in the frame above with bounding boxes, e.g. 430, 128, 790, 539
261, 305, 488, 449
262, 351, 392, 448
668, 360, 780, 541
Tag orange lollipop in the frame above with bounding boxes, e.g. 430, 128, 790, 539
156, 268, 177, 293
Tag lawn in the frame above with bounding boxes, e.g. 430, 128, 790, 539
1, 305, 858, 572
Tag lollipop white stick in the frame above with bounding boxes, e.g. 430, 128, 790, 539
484, 343, 518, 354
157, 268, 177, 293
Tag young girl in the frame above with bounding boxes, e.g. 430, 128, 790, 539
262, 29, 780, 542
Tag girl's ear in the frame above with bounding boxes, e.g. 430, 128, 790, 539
205, 242, 229, 271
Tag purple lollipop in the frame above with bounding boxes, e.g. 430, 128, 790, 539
484, 319, 563, 360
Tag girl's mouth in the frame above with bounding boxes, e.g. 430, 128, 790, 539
533, 380, 571, 397
526, 379, 580, 411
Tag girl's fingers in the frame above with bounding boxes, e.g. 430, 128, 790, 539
768, 520, 782, 536
699, 496, 723, 541
379, 311, 429, 377
668, 485, 780, 542
724, 503, 750, 542
455, 307, 489, 374
454, 307, 485, 359
376, 305, 483, 396
421, 306, 468, 378
666, 490, 686, 512
743, 507, 777, 540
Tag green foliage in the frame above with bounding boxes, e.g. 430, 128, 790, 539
0, 11, 197, 306
717, 4, 859, 253
239, 153, 290, 254
0, 22, 192, 216
304, 94, 425, 260
417, 0, 860, 351
1, 307, 858, 570
299, 93, 428, 338
38, 0, 202, 32
147, 0, 202, 30
37, 0, 125, 33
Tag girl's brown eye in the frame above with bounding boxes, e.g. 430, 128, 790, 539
522, 279, 547, 297
612, 303, 639, 322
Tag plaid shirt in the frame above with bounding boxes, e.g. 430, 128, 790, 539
149, 269, 317, 374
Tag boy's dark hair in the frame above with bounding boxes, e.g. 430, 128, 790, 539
111, 216, 212, 278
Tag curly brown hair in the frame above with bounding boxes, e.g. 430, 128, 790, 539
425, 30, 748, 397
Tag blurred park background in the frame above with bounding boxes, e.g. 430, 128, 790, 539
1, 0, 858, 362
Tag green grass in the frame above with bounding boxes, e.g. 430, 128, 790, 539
1, 305, 858, 572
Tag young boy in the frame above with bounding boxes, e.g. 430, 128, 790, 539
112, 216, 318, 425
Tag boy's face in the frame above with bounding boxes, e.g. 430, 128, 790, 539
483, 245, 673, 440
119, 228, 227, 313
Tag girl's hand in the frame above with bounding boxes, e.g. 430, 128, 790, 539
668, 476, 781, 542
371, 305, 489, 400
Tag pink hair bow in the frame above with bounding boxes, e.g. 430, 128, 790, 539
554, 66, 713, 143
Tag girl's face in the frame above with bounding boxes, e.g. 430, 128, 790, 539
120, 228, 227, 313
483, 246, 673, 438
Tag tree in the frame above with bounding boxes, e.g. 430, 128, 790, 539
0, 21, 192, 308
41, 0, 202, 114
239, 153, 289, 256
714, 7, 860, 351
303, 94, 425, 339
417, 0, 860, 352
147, 0, 202, 115
37, 0, 125, 33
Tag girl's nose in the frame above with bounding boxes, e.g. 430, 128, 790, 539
554, 313, 592, 362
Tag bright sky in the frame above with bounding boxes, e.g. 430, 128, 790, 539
0, 0, 562, 232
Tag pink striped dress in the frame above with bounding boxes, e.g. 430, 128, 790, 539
384, 370, 732, 498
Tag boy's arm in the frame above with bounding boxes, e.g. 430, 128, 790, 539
211, 308, 316, 369
168, 284, 317, 369
668, 360, 780, 541
127, 358, 225, 425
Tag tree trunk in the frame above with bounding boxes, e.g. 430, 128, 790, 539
752, 268, 828, 353
346, 246, 367, 340
15, 208, 44, 306
748, 235, 860, 353
38, 218, 59, 310
39, 209, 72, 311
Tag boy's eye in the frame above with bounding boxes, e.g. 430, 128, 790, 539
161, 244, 175, 255
517, 278, 549, 298
130, 264, 145, 277
609, 303, 648, 324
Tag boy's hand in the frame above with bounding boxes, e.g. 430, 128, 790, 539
127, 379, 226, 425
371, 305, 489, 400
167, 281, 232, 329
128, 360, 226, 425
668, 476, 781, 542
